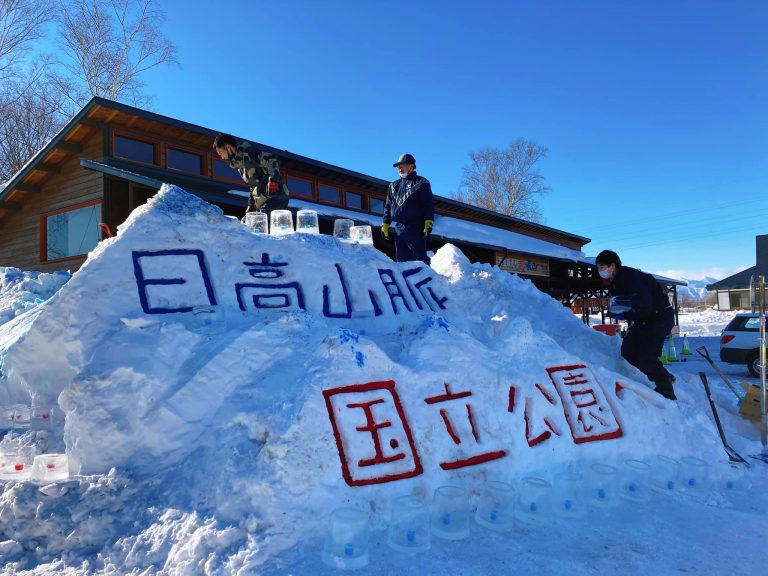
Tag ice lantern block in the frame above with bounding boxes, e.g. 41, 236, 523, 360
270, 210, 294, 235
30, 453, 70, 482
350, 225, 373, 245
296, 210, 319, 234
333, 218, 354, 241
321, 507, 369, 570
244, 212, 268, 234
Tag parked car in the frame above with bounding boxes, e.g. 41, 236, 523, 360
720, 313, 766, 377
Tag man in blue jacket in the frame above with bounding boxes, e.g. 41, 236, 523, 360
381, 153, 435, 264
597, 249, 677, 400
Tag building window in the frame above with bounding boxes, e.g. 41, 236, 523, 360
168, 148, 202, 174
318, 183, 340, 204
213, 158, 242, 181
370, 197, 385, 215
287, 176, 313, 198
42, 202, 101, 262
114, 135, 155, 164
345, 191, 363, 210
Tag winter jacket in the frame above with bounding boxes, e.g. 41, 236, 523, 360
383, 171, 434, 229
227, 142, 289, 210
606, 265, 672, 323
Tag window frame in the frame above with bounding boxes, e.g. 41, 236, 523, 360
165, 143, 206, 176
112, 130, 159, 166
317, 181, 342, 206
39, 200, 103, 264
343, 188, 366, 211
284, 173, 314, 199
369, 195, 386, 215
212, 157, 246, 185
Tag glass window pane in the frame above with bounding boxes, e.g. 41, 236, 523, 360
346, 191, 362, 210
744, 318, 760, 330
114, 135, 155, 164
287, 176, 313, 197
46, 204, 100, 260
168, 148, 202, 174
318, 184, 340, 203
213, 158, 242, 181
370, 198, 385, 215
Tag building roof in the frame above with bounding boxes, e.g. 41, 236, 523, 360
1, 97, 590, 250
706, 265, 766, 290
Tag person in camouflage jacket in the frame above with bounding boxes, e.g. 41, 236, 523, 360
213, 133, 289, 216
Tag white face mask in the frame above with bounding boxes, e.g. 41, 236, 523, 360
598, 268, 612, 279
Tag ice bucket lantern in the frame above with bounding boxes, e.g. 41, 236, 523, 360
321, 507, 369, 570
430, 485, 470, 540
296, 209, 319, 234
552, 471, 587, 519
475, 480, 515, 531
0, 446, 35, 481
619, 459, 652, 504
515, 476, 552, 524
585, 462, 619, 508
244, 212, 268, 234
333, 218, 354, 241
387, 495, 431, 554
30, 453, 70, 482
270, 210, 294, 235
350, 225, 373, 245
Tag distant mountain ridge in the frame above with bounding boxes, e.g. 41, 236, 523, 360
676, 277, 718, 301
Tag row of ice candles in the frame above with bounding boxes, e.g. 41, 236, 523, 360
1, 404, 54, 430
322, 455, 752, 570
0, 441, 69, 483
244, 210, 374, 243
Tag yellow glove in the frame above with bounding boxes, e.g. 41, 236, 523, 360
423, 219, 434, 235
381, 222, 390, 238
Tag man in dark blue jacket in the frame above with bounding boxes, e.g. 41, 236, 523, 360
381, 153, 434, 264
596, 250, 677, 400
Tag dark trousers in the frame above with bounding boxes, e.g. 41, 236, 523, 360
253, 196, 289, 221
621, 308, 674, 384
394, 225, 429, 265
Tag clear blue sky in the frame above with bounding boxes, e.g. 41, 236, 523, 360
140, 0, 768, 281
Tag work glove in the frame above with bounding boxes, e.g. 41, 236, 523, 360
267, 178, 279, 195
381, 222, 390, 239
423, 219, 434, 235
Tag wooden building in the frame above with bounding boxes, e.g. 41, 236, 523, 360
0, 97, 681, 314
706, 234, 768, 310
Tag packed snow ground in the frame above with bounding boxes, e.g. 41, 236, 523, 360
0, 186, 766, 576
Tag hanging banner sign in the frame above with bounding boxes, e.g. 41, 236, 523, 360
495, 252, 550, 277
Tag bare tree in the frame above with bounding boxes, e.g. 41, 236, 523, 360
0, 0, 178, 181
0, 67, 65, 181
453, 139, 550, 222
0, 0, 50, 82
56, 0, 178, 108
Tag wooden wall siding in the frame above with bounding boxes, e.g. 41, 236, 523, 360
0, 135, 104, 273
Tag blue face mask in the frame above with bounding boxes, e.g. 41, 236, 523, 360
598, 268, 612, 279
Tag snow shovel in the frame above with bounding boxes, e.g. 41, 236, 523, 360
695, 345, 744, 400
698, 372, 749, 466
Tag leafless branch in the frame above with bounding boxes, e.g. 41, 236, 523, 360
453, 138, 551, 222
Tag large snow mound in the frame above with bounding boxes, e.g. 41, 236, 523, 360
0, 185, 764, 574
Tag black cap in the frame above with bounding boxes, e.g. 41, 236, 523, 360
393, 153, 416, 167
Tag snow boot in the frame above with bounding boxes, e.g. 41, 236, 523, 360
654, 374, 677, 401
